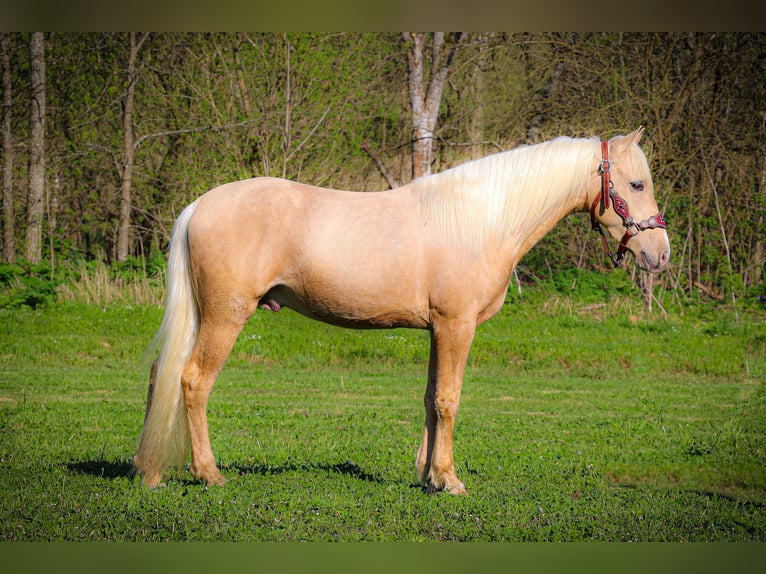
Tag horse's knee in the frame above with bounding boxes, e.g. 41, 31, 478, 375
180, 361, 205, 404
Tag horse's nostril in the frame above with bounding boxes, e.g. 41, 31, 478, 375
642, 249, 669, 272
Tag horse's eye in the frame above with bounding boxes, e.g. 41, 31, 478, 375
630, 181, 645, 192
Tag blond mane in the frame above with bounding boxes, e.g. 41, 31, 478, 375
412, 137, 598, 255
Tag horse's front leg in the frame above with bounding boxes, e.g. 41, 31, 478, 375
416, 317, 475, 495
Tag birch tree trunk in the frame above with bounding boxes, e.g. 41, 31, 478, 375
403, 32, 463, 180
24, 32, 45, 265
1, 33, 14, 262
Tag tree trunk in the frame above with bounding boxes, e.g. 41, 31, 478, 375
468, 33, 487, 160
403, 32, 463, 180
116, 32, 146, 262
1, 33, 14, 263
24, 32, 45, 265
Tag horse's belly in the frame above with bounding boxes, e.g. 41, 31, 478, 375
259, 283, 429, 330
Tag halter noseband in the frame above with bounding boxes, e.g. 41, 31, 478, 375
590, 140, 666, 267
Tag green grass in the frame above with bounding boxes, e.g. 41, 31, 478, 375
0, 294, 764, 541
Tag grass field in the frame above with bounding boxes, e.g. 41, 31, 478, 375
0, 290, 764, 541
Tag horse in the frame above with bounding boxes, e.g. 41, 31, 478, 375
132, 127, 669, 494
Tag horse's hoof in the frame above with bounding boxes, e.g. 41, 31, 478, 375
426, 481, 468, 495
444, 482, 468, 495
203, 469, 227, 487
140, 473, 165, 489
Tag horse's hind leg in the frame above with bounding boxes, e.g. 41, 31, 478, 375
182, 312, 250, 486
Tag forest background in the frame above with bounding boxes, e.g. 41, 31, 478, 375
0, 32, 764, 311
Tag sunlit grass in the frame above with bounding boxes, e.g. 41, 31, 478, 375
0, 294, 764, 541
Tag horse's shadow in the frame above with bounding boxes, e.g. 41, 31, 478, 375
227, 459, 385, 484
67, 459, 136, 480
66, 458, 392, 486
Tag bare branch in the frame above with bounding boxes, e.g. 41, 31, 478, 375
361, 141, 400, 189
284, 105, 330, 164
133, 118, 261, 151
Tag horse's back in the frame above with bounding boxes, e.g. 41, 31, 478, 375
189, 176, 420, 255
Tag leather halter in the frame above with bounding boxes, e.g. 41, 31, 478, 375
590, 140, 666, 267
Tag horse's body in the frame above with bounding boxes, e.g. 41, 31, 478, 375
133, 129, 670, 493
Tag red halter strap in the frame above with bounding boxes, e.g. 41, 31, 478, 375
599, 140, 611, 210
590, 140, 666, 267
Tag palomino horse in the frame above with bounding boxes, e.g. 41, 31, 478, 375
133, 128, 669, 494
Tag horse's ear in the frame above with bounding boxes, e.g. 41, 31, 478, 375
609, 126, 644, 158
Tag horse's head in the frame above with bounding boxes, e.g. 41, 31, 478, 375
590, 127, 670, 273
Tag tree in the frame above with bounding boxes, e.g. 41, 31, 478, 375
24, 32, 45, 265
402, 32, 463, 180
1, 33, 14, 262
116, 32, 148, 262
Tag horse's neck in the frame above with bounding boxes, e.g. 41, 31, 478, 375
498, 192, 581, 270
495, 152, 592, 267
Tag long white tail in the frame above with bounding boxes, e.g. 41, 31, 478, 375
133, 200, 200, 485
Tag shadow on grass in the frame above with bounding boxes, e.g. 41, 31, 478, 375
67, 459, 136, 480
227, 459, 386, 484
65, 458, 390, 487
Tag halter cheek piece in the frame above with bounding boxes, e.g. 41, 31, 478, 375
590, 140, 666, 267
